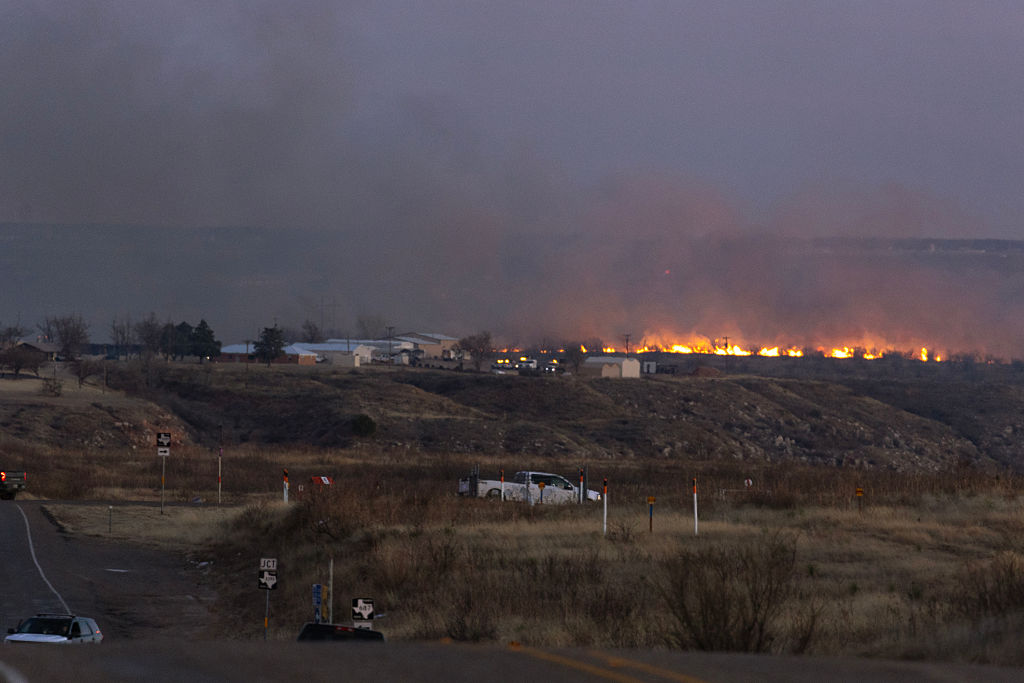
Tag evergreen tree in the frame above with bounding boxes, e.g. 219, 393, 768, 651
172, 321, 193, 360
190, 319, 221, 362
254, 326, 286, 367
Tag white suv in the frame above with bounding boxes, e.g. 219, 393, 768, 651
5, 614, 103, 644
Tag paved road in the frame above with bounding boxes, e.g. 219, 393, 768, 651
0, 501, 212, 640
3, 500, 1024, 682
0, 502, 69, 629
4, 640, 1024, 683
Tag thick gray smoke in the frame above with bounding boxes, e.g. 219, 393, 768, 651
1, 3, 1022, 358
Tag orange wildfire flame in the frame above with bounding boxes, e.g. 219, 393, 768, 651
630, 336, 943, 361
503, 337, 944, 362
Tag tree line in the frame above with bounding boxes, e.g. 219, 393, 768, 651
0, 313, 222, 367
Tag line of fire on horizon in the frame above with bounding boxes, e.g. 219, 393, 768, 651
499, 339, 946, 362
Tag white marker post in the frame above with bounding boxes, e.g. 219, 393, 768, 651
500, 468, 505, 502
602, 478, 608, 536
218, 444, 223, 505
693, 477, 699, 536
283, 469, 289, 503
328, 556, 334, 624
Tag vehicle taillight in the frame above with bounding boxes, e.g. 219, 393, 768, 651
1, 472, 5, 482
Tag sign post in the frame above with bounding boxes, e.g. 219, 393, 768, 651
352, 598, 374, 630
259, 557, 278, 640
602, 478, 608, 536
693, 478, 699, 536
648, 496, 656, 533
856, 486, 864, 512
282, 469, 289, 503
156, 433, 171, 515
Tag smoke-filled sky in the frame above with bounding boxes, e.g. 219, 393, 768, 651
3, 1, 1024, 355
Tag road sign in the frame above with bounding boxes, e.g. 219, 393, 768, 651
352, 598, 374, 621
260, 558, 277, 571
156, 432, 171, 447
157, 447, 170, 457
258, 571, 278, 590
312, 583, 322, 607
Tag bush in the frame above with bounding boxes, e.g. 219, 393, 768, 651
659, 531, 815, 653
951, 552, 1024, 620
351, 413, 377, 437
41, 377, 63, 396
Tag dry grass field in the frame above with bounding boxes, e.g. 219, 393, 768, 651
39, 455, 1024, 667
6, 361, 1024, 666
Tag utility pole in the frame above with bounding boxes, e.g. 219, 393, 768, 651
623, 333, 631, 355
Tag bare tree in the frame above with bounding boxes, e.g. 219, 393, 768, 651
456, 331, 493, 372
134, 313, 163, 360
563, 342, 586, 374
301, 319, 323, 343
110, 315, 134, 359
356, 314, 387, 339
73, 358, 103, 387
0, 346, 43, 378
0, 323, 26, 348
38, 315, 89, 360
36, 318, 56, 345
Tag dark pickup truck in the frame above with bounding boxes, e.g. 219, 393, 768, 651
0, 471, 27, 500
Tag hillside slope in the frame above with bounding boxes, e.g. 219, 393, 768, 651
88, 363, 1024, 473
4, 363, 1020, 473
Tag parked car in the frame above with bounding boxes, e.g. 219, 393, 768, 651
296, 622, 384, 642
5, 614, 103, 644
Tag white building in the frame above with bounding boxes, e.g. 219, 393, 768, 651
580, 356, 642, 379
292, 342, 375, 367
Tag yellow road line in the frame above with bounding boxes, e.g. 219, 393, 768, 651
508, 643, 647, 683
587, 650, 710, 683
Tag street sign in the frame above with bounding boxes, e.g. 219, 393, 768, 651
258, 570, 278, 590
156, 432, 171, 447
260, 557, 278, 571
312, 583, 323, 623
352, 598, 374, 621
157, 447, 170, 457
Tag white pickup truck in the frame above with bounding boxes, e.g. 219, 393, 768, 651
458, 469, 601, 504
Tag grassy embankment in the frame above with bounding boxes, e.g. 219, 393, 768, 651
40, 450, 1024, 667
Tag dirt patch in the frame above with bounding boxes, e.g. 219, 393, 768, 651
43, 502, 243, 551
